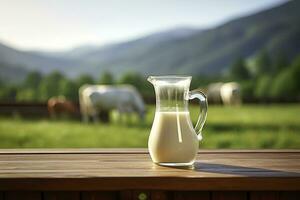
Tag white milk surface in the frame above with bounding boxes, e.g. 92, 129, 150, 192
148, 111, 199, 164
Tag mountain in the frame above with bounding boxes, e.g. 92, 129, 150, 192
33, 44, 101, 59
80, 0, 300, 76
0, 1, 300, 80
0, 61, 29, 83
0, 26, 199, 80
72, 27, 202, 75
0, 42, 83, 78
37, 26, 201, 60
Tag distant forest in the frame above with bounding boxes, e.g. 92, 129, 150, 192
0, 51, 299, 103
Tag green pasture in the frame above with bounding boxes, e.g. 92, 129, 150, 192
0, 104, 299, 149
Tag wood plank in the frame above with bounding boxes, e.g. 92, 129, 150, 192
4, 191, 41, 200
173, 191, 210, 200
0, 150, 299, 191
44, 191, 80, 200
212, 191, 247, 200
279, 191, 300, 200
81, 191, 117, 200
0, 154, 298, 177
250, 192, 279, 200
0, 154, 299, 174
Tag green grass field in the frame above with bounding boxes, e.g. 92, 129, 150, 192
0, 104, 299, 149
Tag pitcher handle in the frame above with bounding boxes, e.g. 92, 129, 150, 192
188, 90, 208, 141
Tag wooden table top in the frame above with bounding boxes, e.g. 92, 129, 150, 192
0, 149, 299, 191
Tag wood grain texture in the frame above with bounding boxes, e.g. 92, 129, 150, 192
0, 149, 299, 191
44, 191, 80, 200
212, 191, 247, 200
4, 191, 42, 200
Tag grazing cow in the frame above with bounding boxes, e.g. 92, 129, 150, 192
47, 96, 78, 119
79, 84, 146, 123
207, 82, 241, 105
220, 82, 241, 105
207, 82, 224, 104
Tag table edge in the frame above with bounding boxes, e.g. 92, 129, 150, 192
0, 177, 299, 191
0, 148, 299, 154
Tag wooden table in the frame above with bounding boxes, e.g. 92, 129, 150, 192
0, 149, 299, 200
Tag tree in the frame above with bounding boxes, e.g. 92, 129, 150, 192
254, 75, 272, 99
76, 74, 95, 87
39, 71, 65, 100
270, 55, 300, 100
118, 71, 151, 96
270, 68, 297, 99
16, 88, 36, 101
255, 50, 273, 75
290, 55, 300, 95
20, 71, 43, 101
59, 79, 78, 101
240, 80, 255, 100
230, 57, 251, 80
0, 78, 4, 89
274, 52, 289, 73
98, 71, 114, 85
0, 86, 18, 101
24, 71, 42, 89
119, 72, 144, 90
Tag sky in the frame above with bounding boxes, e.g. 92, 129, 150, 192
0, 0, 287, 51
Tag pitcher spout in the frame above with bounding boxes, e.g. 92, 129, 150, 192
147, 76, 155, 85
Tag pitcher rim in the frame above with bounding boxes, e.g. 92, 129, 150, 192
148, 75, 192, 81
148, 75, 192, 78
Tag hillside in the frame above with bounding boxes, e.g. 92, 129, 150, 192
0, 61, 29, 83
0, 27, 200, 79
82, 0, 300, 76
0, 0, 299, 80
63, 27, 200, 60
0, 43, 83, 78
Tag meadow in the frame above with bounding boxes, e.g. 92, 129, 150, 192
0, 104, 299, 149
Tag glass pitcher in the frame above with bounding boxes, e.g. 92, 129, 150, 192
147, 76, 207, 166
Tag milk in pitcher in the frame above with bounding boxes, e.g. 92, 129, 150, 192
148, 111, 199, 165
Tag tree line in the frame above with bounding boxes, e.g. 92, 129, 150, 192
0, 50, 299, 103
0, 71, 157, 102
229, 50, 300, 102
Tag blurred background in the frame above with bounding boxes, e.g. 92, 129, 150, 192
0, 0, 299, 149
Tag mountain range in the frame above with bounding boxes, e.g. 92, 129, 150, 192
0, 0, 299, 82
